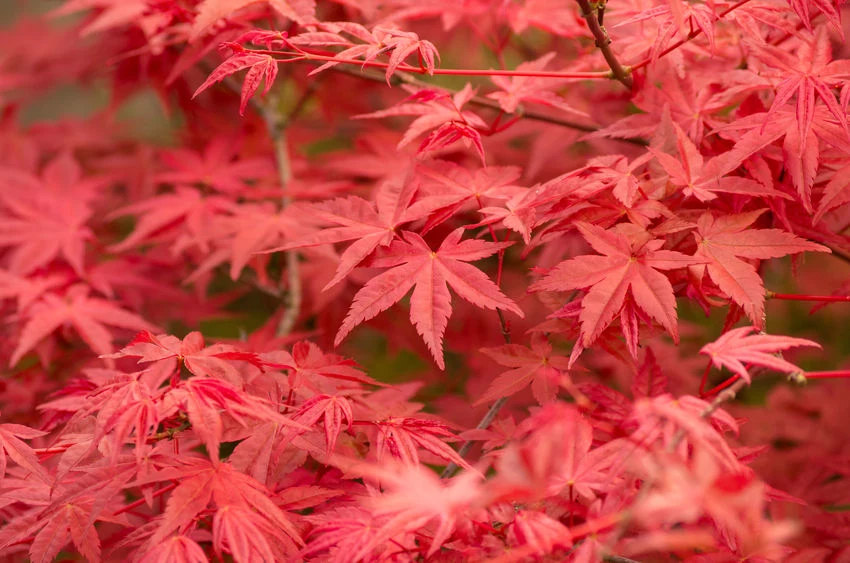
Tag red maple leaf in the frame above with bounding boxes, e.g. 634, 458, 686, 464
700, 326, 820, 383
108, 187, 234, 253
718, 104, 850, 211
0, 152, 103, 276
193, 48, 279, 115
263, 340, 383, 389
691, 211, 829, 326
650, 122, 788, 203
295, 23, 440, 82
186, 201, 303, 282
488, 52, 589, 119
135, 536, 207, 563
302, 507, 389, 561
143, 458, 302, 555
371, 417, 472, 470
531, 222, 699, 348
336, 228, 523, 370
474, 334, 573, 406
409, 160, 524, 234
155, 138, 275, 194
293, 394, 354, 455
173, 377, 306, 460
756, 28, 850, 152
0, 466, 134, 563
356, 85, 488, 163
106, 330, 263, 377
0, 422, 49, 486
10, 286, 159, 366
264, 177, 422, 290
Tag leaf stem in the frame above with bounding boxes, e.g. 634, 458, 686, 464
804, 370, 850, 379
767, 291, 850, 303
308, 56, 646, 145
113, 482, 178, 516
250, 49, 612, 79
267, 113, 301, 337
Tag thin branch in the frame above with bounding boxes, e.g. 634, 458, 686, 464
803, 370, 850, 379
202, 57, 314, 337
326, 61, 648, 145
440, 397, 508, 479
604, 556, 642, 563
262, 98, 301, 337
248, 49, 612, 80
768, 291, 850, 303
575, 0, 633, 88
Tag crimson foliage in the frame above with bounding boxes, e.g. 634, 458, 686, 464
1, 0, 850, 561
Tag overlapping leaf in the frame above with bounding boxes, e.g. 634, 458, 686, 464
532, 222, 699, 347
336, 228, 523, 369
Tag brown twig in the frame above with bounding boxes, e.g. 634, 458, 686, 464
262, 97, 301, 338
575, 0, 633, 89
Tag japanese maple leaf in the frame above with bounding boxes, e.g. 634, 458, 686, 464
135, 536, 207, 563
583, 153, 654, 207
173, 377, 306, 460
193, 49, 279, 115
190, 0, 317, 39
649, 123, 787, 202
366, 466, 482, 557
408, 160, 524, 233
0, 465, 134, 563
814, 161, 850, 223
700, 326, 820, 383
262, 340, 383, 390
474, 334, 573, 406
356, 85, 488, 163
156, 138, 275, 194
145, 459, 302, 553
488, 52, 589, 120
186, 201, 303, 283
297, 23, 440, 82
301, 507, 389, 561
264, 176, 421, 290
52, 0, 165, 38
105, 330, 263, 382
785, 0, 841, 31
213, 504, 292, 562
293, 394, 353, 455
719, 105, 850, 211
756, 28, 850, 150
10, 286, 159, 366
336, 228, 523, 370
0, 153, 104, 276
372, 417, 473, 470
108, 187, 234, 253
492, 403, 612, 502
531, 222, 699, 348
86, 373, 162, 462
0, 269, 67, 310
0, 194, 91, 276
692, 211, 829, 326
509, 510, 572, 557
0, 422, 49, 486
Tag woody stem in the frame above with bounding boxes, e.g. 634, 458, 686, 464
574, 0, 633, 88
